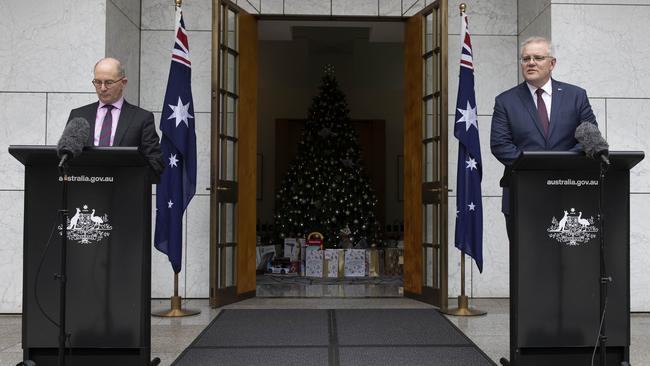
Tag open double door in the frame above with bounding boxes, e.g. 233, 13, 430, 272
209, 0, 449, 309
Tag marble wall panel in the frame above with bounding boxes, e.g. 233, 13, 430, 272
588, 97, 607, 137
517, 5, 550, 67
45, 93, 98, 145
379, 0, 402, 16
551, 4, 650, 99
402, 0, 424, 16
284, 0, 331, 15
184, 195, 211, 298
332, 0, 378, 16
1, 93, 47, 190
605, 99, 650, 193
0, 192, 25, 312
140, 30, 212, 113
517, 0, 550, 34
111, 0, 142, 27
237, 0, 263, 14
261, 0, 284, 14
142, 0, 212, 31
448, 0, 517, 36
0, 1, 105, 92
448, 35, 519, 123
106, 0, 141, 105
630, 193, 650, 311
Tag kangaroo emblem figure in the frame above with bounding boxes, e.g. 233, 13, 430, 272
67, 208, 81, 230
556, 210, 569, 232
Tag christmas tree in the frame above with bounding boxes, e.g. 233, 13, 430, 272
274, 65, 381, 247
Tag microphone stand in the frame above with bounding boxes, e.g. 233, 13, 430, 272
597, 158, 611, 366
57, 163, 70, 366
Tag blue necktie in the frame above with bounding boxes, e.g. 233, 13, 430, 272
98, 104, 114, 146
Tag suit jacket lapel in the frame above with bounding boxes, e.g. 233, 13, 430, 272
516, 82, 545, 138
548, 79, 564, 140
113, 101, 133, 146
83, 102, 99, 146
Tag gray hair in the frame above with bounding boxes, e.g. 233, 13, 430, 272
94, 57, 126, 78
520, 37, 555, 57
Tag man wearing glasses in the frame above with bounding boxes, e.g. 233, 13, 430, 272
66, 57, 164, 180
490, 37, 597, 238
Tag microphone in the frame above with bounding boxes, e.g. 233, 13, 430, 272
57, 117, 90, 168
574, 121, 610, 165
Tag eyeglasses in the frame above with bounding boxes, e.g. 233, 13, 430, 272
92, 77, 124, 88
520, 55, 554, 64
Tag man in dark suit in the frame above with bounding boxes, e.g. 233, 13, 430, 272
67, 57, 164, 180
490, 37, 597, 238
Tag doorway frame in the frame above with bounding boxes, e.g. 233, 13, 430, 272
209, 5, 449, 307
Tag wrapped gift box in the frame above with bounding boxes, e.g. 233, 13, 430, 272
324, 249, 343, 278
344, 249, 366, 277
305, 247, 323, 277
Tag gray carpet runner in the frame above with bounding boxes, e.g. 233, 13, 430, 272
172, 308, 496, 366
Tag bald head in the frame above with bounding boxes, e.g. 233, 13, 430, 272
94, 57, 125, 78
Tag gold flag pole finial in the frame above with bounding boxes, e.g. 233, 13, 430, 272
175, 0, 182, 8
459, 3, 466, 14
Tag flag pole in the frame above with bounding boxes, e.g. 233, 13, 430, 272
440, 3, 486, 317
152, 0, 200, 318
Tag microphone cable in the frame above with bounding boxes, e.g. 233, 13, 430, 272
33, 212, 61, 328
590, 296, 608, 366
32, 210, 75, 356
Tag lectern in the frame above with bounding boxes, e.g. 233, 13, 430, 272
508, 151, 644, 365
10, 146, 153, 366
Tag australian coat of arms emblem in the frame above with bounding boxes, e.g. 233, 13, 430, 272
59, 204, 112, 244
547, 207, 598, 246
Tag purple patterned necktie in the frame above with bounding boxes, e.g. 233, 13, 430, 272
535, 88, 549, 137
98, 104, 114, 146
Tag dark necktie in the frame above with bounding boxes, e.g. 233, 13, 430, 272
535, 88, 549, 137
98, 104, 114, 146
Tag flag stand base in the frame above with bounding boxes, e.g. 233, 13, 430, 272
439, 254, 487, 316
152, 295, 200, 317
440, 294, 486, 316
151, 273, 200, 317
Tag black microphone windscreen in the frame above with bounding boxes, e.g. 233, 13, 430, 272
575, 121, 608, 158
57, 117, 90, 158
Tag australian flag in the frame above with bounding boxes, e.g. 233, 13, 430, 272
154, 7, 197, 274
454, 11, 483, 272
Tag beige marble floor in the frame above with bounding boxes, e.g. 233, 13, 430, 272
2, 297, 649, 365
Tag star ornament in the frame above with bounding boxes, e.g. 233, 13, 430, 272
456, 100, 478, 131
468, 202, 476, 211
466, 157, 478, 170
168, 96, 194, 127
168, 153, 179, 168
167, 200, 174, 208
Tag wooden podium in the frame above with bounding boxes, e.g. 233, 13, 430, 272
10, 145, 154, 366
